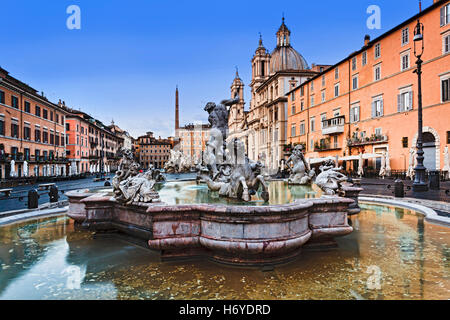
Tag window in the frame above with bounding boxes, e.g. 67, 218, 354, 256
291, 124, 296, 137
333, 136, 338, 149
291, 91, 295, 101
322, 75, 325, 87
374, 65, 381, 81
401, 52, 410, 71
35, 105, 41, 117
350, 105, 360, 123
334, 84, 340, 97
352, 57, 357, 71
0, 117, 4, 135
402, 28, 409, 46
24, 126, 31, 140
43, 109, 48, 119
444, 33, 450, 54
291, 104, 296, 115
300, 101, 304, 111
300, 86, 304, 96
50, 111, 53, 122
441, 78, 450, 102
35, 128, 41, 142
50, 133, 54, 145
321, 90, 326, 102
24, 101, 30, 113
402, 137, 408, 148
362, 51, 367, 66
441, 3, 450, 26
300, 122, 305, 135
24, 148, 30, 161
374, 43, 381, 59
375, 128, 382, 137
11, 123, 19, 138
398, 90, 413, 112
321, 113, 327, 128
372, 97, 384, 118
352, 75, 358, 90
11, 96, 19, 108
43, 131, 48, 143
310, 117, 316, 132
66, 123, 70, 131
0, 90, 4, 104
311, 81, 314, 92
335, 68, 339, 80
447, 132, 450, 144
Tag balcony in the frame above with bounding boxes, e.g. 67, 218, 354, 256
347, 134, 388, 147
322, 116, 345, 135
314, 139, 341, 152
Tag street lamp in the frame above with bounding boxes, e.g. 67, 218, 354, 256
412, 19, 428, 192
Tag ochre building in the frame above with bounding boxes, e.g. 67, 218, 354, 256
0, 68, 69, 178
286, 0, 450, 173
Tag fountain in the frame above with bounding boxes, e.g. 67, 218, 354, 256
164, 150, 193, 174
66, 97, 363, 266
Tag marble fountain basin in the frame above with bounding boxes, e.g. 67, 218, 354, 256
66, 182, 361, 266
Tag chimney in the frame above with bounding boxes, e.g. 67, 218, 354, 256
175, 86, 180, 130
364, 35, 370, 47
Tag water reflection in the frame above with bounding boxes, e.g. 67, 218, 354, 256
0, 203, 448, 300
158, 181, 322, 206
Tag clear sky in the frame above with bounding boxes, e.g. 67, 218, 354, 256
1, 0, 432, 138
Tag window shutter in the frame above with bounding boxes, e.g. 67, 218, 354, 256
397, 94, 402, 112
372, 102, 376, 118
441, 7, 445, 26
380, 99, 384, 116
409, 91, 413, 110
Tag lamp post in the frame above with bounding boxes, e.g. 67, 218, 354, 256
412, 19, 428, 192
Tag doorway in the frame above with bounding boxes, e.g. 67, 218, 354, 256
422, 132, 436, 170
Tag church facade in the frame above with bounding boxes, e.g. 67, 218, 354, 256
228, 19, 327, 173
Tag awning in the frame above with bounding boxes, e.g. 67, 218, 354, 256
307, 153, 383, 164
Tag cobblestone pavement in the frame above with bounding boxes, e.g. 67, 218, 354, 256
358, 178, 450, 217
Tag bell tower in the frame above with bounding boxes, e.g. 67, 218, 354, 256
229, 68, 245, 126
250, 34, 270, 109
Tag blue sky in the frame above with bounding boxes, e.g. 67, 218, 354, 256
1, 0, 432, 138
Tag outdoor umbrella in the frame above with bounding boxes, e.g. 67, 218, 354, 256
23, 161, 28, 177
357, 153, 364, 178
385, 151, 391, 177
379, 151, 386, 179
407, 148, 416, 180
10, 160, 16, 177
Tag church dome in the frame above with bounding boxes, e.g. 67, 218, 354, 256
269, 18, 309, 74
270, 46, 309, 73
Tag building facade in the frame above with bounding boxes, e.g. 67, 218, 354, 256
66, 114, 90, 174
227, 20, 325, 173
108, 121, 133, 151
286, 0, 450, 173
174, 87, 211, 162
65, 110, 123, 173
137, 132, 172, 169
0, 68, 69, 179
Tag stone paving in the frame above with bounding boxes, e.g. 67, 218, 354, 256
358, 177, 450, 217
